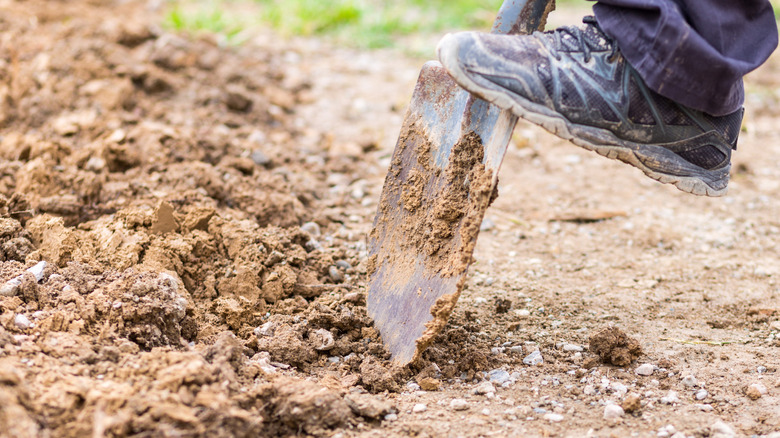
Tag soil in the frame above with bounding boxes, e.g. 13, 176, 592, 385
1, 1, 779, 437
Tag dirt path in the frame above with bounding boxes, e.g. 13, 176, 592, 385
0, 1, 778, 437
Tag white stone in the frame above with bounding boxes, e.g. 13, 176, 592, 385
710, 420, 736, 438
14, 314, 32, 330
514, 309, 531, 317
450, 398, 469, 411
412, 403, 427, 413
681, 375, 698, 387
583, 384, 597, 395
488, 369, 511, 385
563, 344, 584, 352
523, 350, 544, 366
748, 383, 768, 396
27, 261, 48, 282
695, 404, 714, 412
474, 381, 496, 395
635, 364, 655, 376
603, 404, 624, 420
695, 389, 708, 400
661, 390, 680, 405
543, 413, 564, 423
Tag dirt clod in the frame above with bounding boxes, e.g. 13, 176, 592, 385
589, 327, 643, 367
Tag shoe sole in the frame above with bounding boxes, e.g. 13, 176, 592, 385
438, 37, 729, 197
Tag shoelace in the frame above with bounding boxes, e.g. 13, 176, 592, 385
539, 16, 619, 63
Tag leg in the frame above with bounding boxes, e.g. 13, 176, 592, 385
593, 0, 778, 116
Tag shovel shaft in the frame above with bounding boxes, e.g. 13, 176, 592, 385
492, 0, 555, 35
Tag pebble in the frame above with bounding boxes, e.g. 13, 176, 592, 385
661, 390, 680, 405
710, 420, 736, 438
0, 261, 49, 297
384, 413, 398, 421
27, 261, 48, 282
746, 383, 767, 400
335, 260, 352, 270
695, 389, 708, 400
657, 425, 677, 437
406, 382, 421, 391
563, 344, 584, 352
474, 381, 496, 395
508, 345, 524, 355
449, 398, 469, 411
328, 265, 344, 282
635, 363, 655, 376
523, 350, 544, 366
14, 314, 32, 330
305, 239, 323, 252
488, 369, 511, 385
695, 404, 714, 412
543, 413, 564, 423
300, 221, 321, 236
681, 375, 698, 387
610, 382, 628, 396
757, 366, 767, 374
514, 309, 531, 317
603, 404, 624, 420
250, 149, 270, 166
412, 403, 427, 413
670, 433, 686, 438
583, 384, 597, 396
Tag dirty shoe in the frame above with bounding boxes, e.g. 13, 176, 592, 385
437, 17, 743, 197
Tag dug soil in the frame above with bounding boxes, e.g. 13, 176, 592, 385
0, 1, 778, 437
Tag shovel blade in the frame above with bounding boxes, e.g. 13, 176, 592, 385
367, 63, 516, 365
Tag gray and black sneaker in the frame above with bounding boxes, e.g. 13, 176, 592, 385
437, 17, 743, 197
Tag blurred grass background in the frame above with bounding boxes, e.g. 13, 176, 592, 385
164, 0, 780, 49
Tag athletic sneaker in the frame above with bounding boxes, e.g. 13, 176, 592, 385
437, 17, 743, 197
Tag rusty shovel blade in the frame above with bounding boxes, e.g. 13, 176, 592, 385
367, 0, 556, 366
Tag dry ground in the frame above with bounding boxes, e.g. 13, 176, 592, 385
0, 1, 778, 437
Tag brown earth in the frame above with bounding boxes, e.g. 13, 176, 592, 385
1, 1, 779, 437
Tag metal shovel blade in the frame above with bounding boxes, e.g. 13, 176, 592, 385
367, 0, 555, 366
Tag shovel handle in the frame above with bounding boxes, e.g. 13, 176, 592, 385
491, 0, 556, 35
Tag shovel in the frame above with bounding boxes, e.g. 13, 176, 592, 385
367, 0, 556, 365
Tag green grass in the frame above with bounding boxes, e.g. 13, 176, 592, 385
163, 0, 523, 48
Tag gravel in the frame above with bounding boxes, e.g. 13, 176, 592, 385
412, 403, 427, 413
488, 369, 511, 385
603, 404, 625, 420
14, 314, 32, 330
523, 350, 544, 366
449, 399, 469, 411
635, 363, 655, 376
661, 390, 680, 405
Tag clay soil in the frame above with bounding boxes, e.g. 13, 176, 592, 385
0, 1, 778, 437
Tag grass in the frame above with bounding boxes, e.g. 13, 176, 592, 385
162, 0, 555, 48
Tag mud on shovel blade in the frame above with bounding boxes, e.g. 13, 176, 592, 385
367, 0, 555, 365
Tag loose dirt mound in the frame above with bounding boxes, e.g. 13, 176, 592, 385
0, 1, 409, 436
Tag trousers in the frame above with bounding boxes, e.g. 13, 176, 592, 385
592, 0, 778, 116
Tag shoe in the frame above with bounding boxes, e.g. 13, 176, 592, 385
437, 17, 743, 197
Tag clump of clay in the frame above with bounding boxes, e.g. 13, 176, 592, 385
589, 327, 643, 367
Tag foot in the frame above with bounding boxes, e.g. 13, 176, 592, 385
437, 17, 743, 197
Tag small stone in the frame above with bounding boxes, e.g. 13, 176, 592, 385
746, 383, 767, 400
345, 394, 394, 419
695, 389, 708, 400
309, 328, 335, 351
0, 278, 21, 297
328, 266, 344, 282
543, 413, 564, 423
335, 260, 352, 270
757, 366, 767, 374
523, 350, 544, 366
670, 433, 686, 438
14, 314, 32, 330
27, 261, 48, 282
412, 403, 427, 413
508, 345, 524, 355
384, 413, 397, 421
603, 404, 624, 420
635, 363, 655, 376
610, 382, 628, 396
710, 420, 736, 438
695, 404, 714, 412
583, 384, 597, 396
488, 369, 511, 385
250, 149, 270, 166
622, 393, 642, 413
514, 309, 531, 317
85, 156, 106, 172
661, 390, 680, 405
418, 377, 441, 392
681, 375, 698, 387
406, 382, 421, 391
474, 381, 496, 395
449, 398, 469, 411
563, 344, 584, 352
301, 221, 321, 237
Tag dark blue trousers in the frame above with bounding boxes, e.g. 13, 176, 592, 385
592, 0, 778, 116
